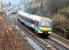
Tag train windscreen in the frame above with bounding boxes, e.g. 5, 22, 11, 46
38, 21, 52, 27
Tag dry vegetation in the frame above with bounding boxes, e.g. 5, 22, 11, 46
0, 28, 25, 50
51, 6, 69, 39
0, 13, 34, 50
0, 14, 25, 50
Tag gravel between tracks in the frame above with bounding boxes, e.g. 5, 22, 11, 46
49, 33, 69, 49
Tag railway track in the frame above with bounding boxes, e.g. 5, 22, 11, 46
17, 20, 57, 50
44, 38, 69, 50
16, 21, 49, 50
19, 28, 47, 50
21, 28, 48, 50
17, 20, 69, 50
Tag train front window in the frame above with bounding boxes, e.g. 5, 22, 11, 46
38, 21, 52, 27
46, 21, 52, 27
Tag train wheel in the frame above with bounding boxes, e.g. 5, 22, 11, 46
43, 32, 50, 38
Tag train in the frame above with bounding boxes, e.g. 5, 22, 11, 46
17, 11, 52, 36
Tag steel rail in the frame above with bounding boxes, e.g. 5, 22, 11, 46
44, 38, 69, 50
17, 20, 48, 50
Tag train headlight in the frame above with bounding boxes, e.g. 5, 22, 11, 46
48, 28, 52, 31
48, 32, 52, 33
38, 30, 43, 33
48, 28, 52, 33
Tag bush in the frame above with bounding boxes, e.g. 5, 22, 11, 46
39, 2, 46, 16
52, 13, 66, 26
52, 6, 69, 39
26, 7, 38, 14
57, 6, 69, 18
64, 24, 69, 39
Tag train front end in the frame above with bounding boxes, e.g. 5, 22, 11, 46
37, 18, 52, 36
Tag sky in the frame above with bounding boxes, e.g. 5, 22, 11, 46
1, 0, 32, 5
0, 0, 32, 11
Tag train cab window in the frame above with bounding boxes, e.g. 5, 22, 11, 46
34, 22, 39, 26
38, 22, 42, 27
46, 21, 52, 27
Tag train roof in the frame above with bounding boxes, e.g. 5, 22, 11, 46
18, 11, 52, 22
